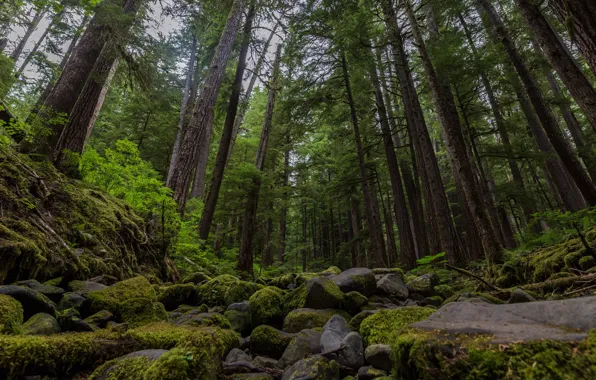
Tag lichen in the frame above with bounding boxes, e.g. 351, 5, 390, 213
249, 286, 285, 327
0, 294, 23, 334
359, 307, 435, 345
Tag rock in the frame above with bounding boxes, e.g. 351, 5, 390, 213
0, 294, 24, 334
376, 273, 409, 300
508, 288, 536, 304
57, 292, 86, 311
84, 310, 114, 328
228, 300, 250, 312
225, 281, 262, 305
225, 309, 251, 335
338, 332, 364, 369
22, 312, 60, 335
68, 280, 106, 294
228, 374, 274, 380
357, 366, 387, 379
182, 271, 211, 285
413, 297, 596, 343
209, 305, 226, 313
433, 284, 454, 299
282, 356, 339, 380
283, 308, 348, 333
250, 325, 295, 359
197, 274, 240, 306
174, 311, 230, 328
372, 268, 404, 276
252, 356, 279, 369
424, 296, 443, 307
0, 285, 56, 318
157, 283, 199, 311
270, 274, 296, 289
349, 310, 378, 331
88, 274, 119, 285
285, 278, 344, 311
342, 291, 368, 314
118, 297, 168, 327
226, 348, 251, 363
322, 266, 342, 275
14, 280, 64, 302
89, 349, 168, 380
405, 273, 439, 297
86, 277, 156, 315
320, 315, 351, 353
364, 344, 392, 372
360, 307, 435, 345
249, 286, 285, 327
332, 268, 377, 296
57, 308, 95, 332
278, 329, 322, 368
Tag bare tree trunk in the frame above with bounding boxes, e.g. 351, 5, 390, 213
168, 0, 245, 208
189, 111, 214, 199
262, 217, 274, 267
237, 45, 282, 273
15, 9, 63, 77
350, 197, 363, 267
278, 133, 290, 263
10, 6, 47, 63
199, 7, 255, 239
477, 0, 596, 205
167, 35, 198, 183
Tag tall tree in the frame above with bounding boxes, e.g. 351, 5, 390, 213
10, 4, 48, 63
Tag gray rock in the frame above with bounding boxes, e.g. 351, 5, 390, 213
84, 310, 114, 328
413, 297, 596, 343
230, 374, 274, 380
278, 329, 322, 368
224, 309, 251, 335
252, 356, 278, 369
58, 308, 95, 332
228, 300, 250, 312
282, 356, 339, 380
58, 292, 86, 311
88, 274, 118, 285
320, 315, 351, 353
508, 288, 536, 304
304, 278, 343, 309
376, 273, 409, 300
23, 313, 60, 335
0, 285, 56, 318
68, 280, 106, 295
357, 366, 387, 379
338, 332, 364, 369
405, 273, 439, 297
403, 299, 419, 307
364, 344, 392, 372
15, 280, 64, 302
226, 348, 251, 363
173, 312, 229, 328
332, 268, 377, 296
91, 349, 168, 380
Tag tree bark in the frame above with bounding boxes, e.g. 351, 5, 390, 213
199, 7, 255, 239
278, 133, 290, 263
168, 0, 245, 208
477, 0, 596, 206
189, 111, 214, 199
10, 6, 47, 63
237, 45, 282, 273
516, 0, 596, 133
350, 197, 363, 267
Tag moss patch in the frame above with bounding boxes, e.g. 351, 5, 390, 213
224, 281, 262, 305
249, 286, 285, 327
359, 306, 435, 345
197, 275, 239, 306
0, 294, 23, 334
283, 308, 350, 333
87, 276, 156, 314
250, 325, 293, 359
118, 297, 168, 327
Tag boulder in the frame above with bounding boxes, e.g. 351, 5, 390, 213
281, 356, 339, 380
0, 294, 23, 334
14, 280, 64, 302
57, 308, 95, 332
22, 312, 60, 335
84, 310, 114, 328
349, 310, 378, 331
342, 291, 368, 314
68, 280, 106, 294
228, 300, 250, 312
226, 348, 251, 363
88, 274, 119, 285
157, 283, 199, 311
57, 292, 86, 311
0, 285, 56, 318
278, 329, 322, 368
364, 344, 392, 372
338, 332, 364, 369
283, 308, 348, 333
225, 309, 251, 335
376, 273, 408, 301
360, 307, 435, 345
405, 273, 439, 297
86, 277, 156, 315
249, 286, 285, 327
331, 268, 377, 296
250, 325, 295, 359
320, 315, 351, 353
197, 274, 239, 306
182, 271, 211, 285
89, 349, 168, 380
173, 311, 230, 328
357, 366, 386, 379
252, 356, 278, 369
285, 278, 344, 311
118, 297, 168, 327
224, 281, 262, 305
507, 288, 536, 304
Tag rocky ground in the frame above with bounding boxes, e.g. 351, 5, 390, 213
1, 266, 595, 379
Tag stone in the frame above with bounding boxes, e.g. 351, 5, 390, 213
320, 315, 351, 353
57, 292, 86, 311
304, 278, 343, 309
88, 274, 119, 285
331, 268, 377, 296
364, 344, 392, 372
342, 291, 368, 314
252, 356, 278, 369
281, 356, 339, 380
14, 280, 64, 302
226, 348, 251, 363
156, 283, 199, 311
22, 313, 60, 335
225, 309, 251, 335
173, 311, 230, 328
68, 280, 106, 294
249, 286, 285, 327
182, 271, 211, 285
357, 366, 386, 379
508, 288, 536, 304
57, 308, 95, 332
118, 297, 168, 327
0, 285, 56, 318
250, 325, 295, 359
405, 273, 439, 297
376, 273, 409, 300
228, 300, 250, 312
338, 332, 364, 369
0, 294, 23, 334
349, 310, 378, 331
84, 310, 114, 328
90, 349, 168, 380
412, 297, 596, 343
283, 308, 348, 333
278, 329, 322, 368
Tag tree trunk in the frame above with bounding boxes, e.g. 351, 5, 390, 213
167, 35, 198, 183
516, 0, 596, 132
15, 9, 63, 77
549, 0, 596, 76
477, 0, 596, 206
10, 6, 47, 63
168, 0, 245, 209
237, 45, 282, 273
262, 217, 274, 267
350, 197, 363, 267
340, 51, 387, 268
405, 0, 501, 265
199, 7, 255, 239
189, 111, 214, 199
278, 133, 290, 263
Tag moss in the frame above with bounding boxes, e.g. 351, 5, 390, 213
22, 312, 60, 335
294, 272, 318, 286
250, 325, 293, 359
249, 286, 285, 327
322, 266, 342, 275
342, 291, 368, 314
579, 256, 596, 270
157, 283, 198, 311
269, 274, 295, 289
393, 328, 596, 379
359, 306, 435, 345
433, 285, 454, 299
197, 275, 240, 306
84, 310, 114, 328
182, 271, 212, 285
178, 312, 231, 329
224, 281, 262, 305
87, 276, 156, 314
284, 278, 344, 312
283, 308, 350, 333
0, 294, 23, 334
372, 268, 405, 277
118, 297, 168, 327
224, 309, 250, 335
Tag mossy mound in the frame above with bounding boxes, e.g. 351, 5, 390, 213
249, 286, 285, 327
224, 281, 262, 305
0, 145, 172, 284
197, 275, 240, 306
0, 294, 23, 334
394, 328, 596, 379
250, 325, 293, 359
359, 306, 435, 345
157, 283, 199, 311
118, 297, 168, 327
269, 273, 295, 289
284, 277, 344, 312
87, 276, 156, 314
283, 308, 350, 333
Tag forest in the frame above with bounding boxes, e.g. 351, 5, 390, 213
0, 0, 596, 378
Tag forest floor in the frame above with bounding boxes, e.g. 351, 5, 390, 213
1, 146, 596, 379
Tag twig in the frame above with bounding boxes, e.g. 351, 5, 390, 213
563, 283, 596, 297
444, 264, 502, 292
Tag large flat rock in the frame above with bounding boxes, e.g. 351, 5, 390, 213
412, 296, 596, 343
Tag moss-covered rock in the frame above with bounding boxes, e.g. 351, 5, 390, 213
332, 268, 377, 296
282, 356, 339, 380
118, 297, 168, 327
84, 310, 114, 329
224, 281, 262, 305
443, 292, 504, 306
283, 308, 350, 333
349, 310, 378, 332
342, 291, 368, 315
284, 278, 344, 312
173, 311, 231, 329
182, 271, 211, 285
372, 268, 405, 277
250, 325, 294, 359
579, 256, 596, 270
0, 294, 23, 334
249, 286, 285, 327
22, 312, 60, 335
359, 307, 435, 345
322, 266, 342, 275
433, 284, 454, 299
157, 283, 199, 311
87, 276, 156, 315
405, 273, 439, 297
224, 309, 251, 335
294, 272, 318, 286
269, 273, 295, 289
197, 275, 240, 306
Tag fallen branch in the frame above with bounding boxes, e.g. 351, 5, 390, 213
444, 264, 502, 292
563, 283, 596, 297
521, 273, 596, 292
